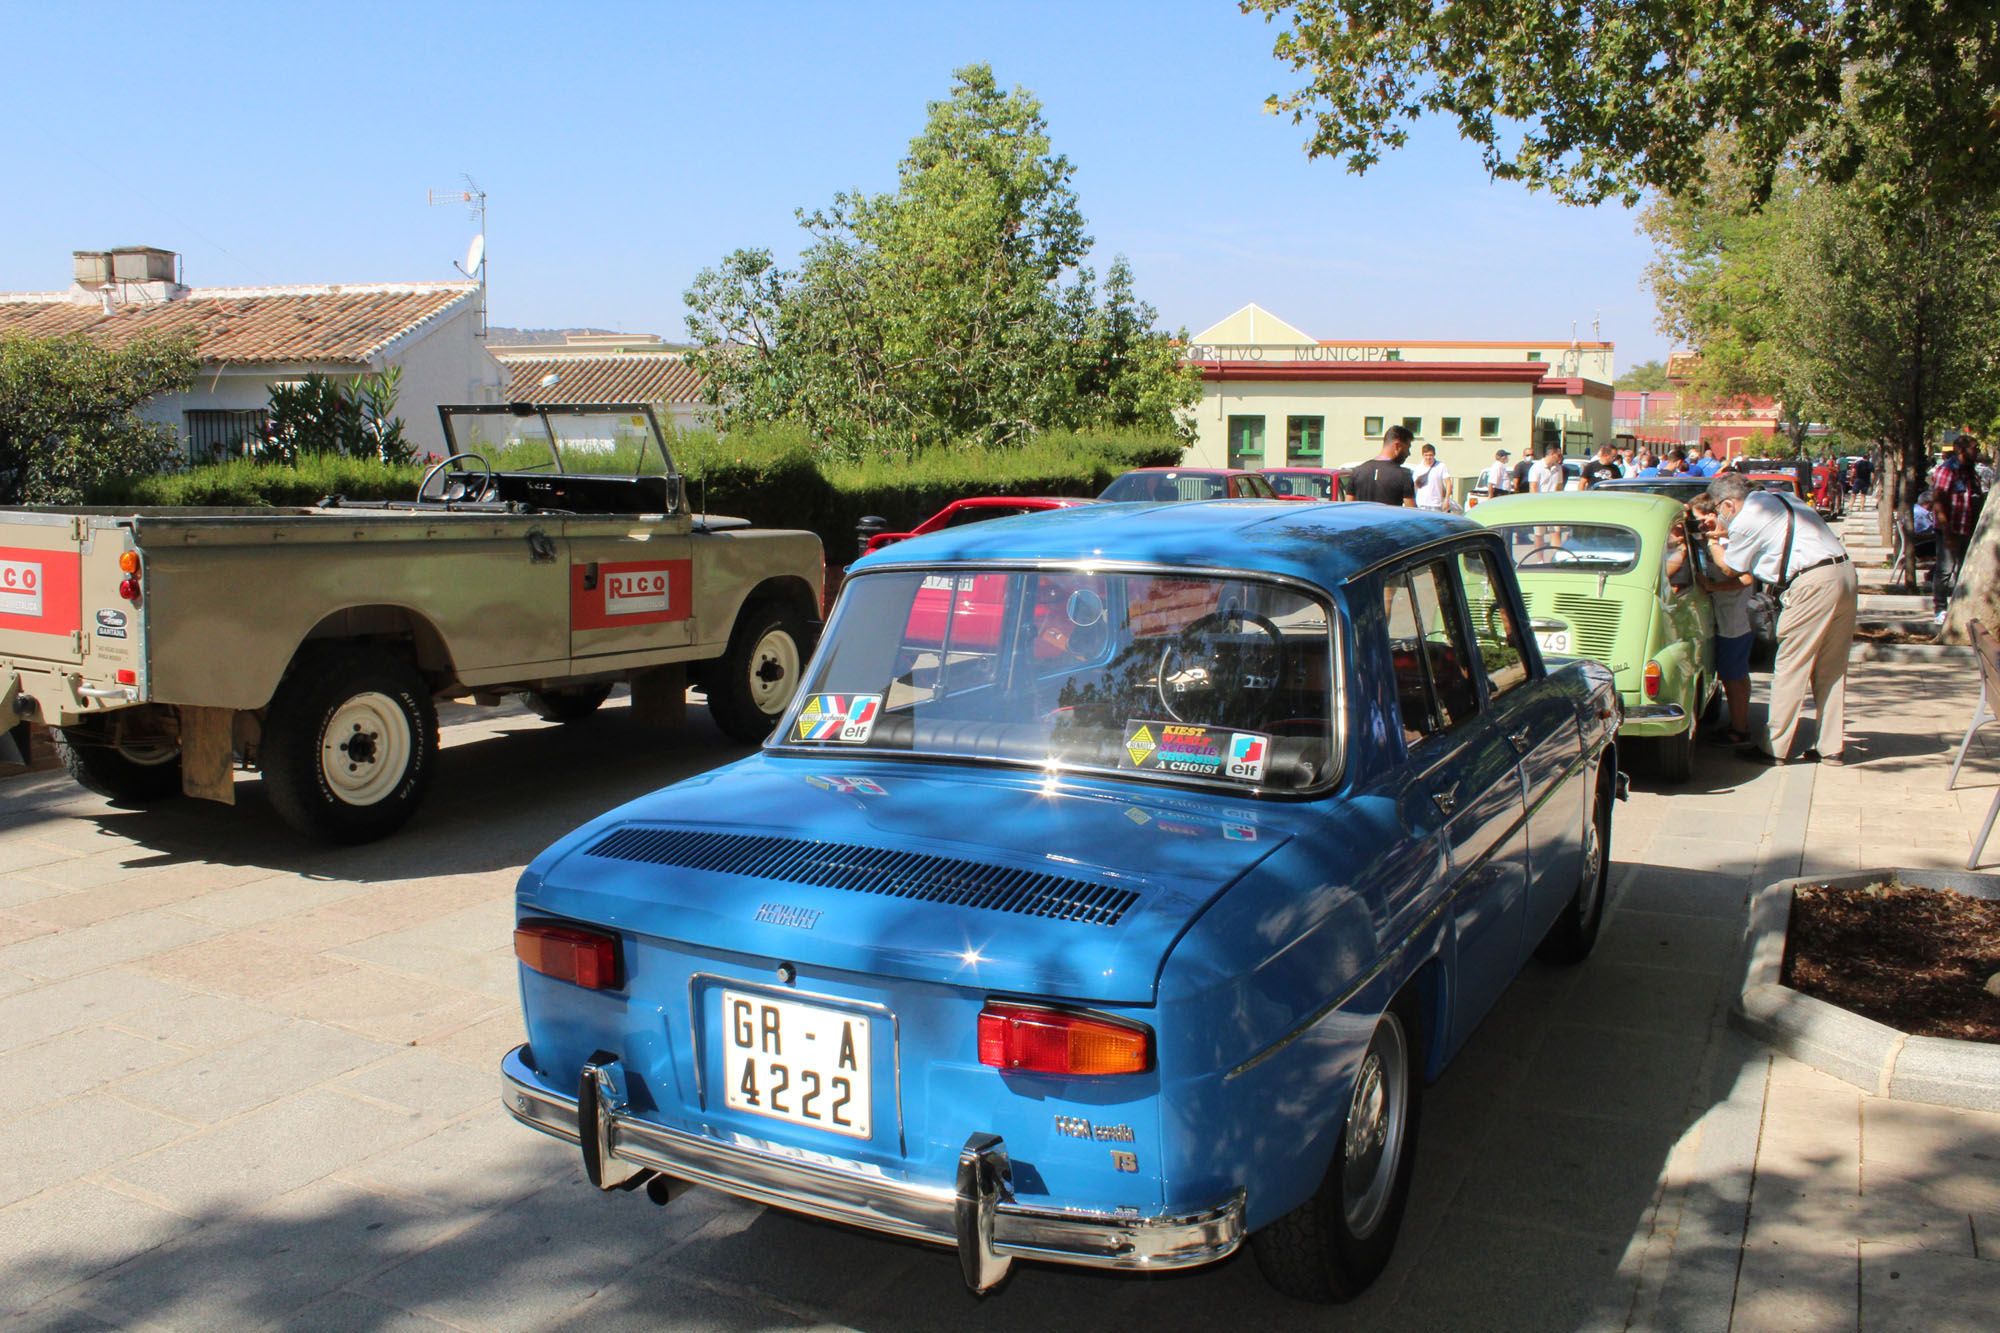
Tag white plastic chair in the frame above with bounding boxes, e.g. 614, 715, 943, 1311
1954, 620, 2000, 868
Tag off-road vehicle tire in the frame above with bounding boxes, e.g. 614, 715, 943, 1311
52, 724, 182, 803
522, 683, 612, 723
706, 600, 809, 744
262, 645, 438, 843
1251, 993, 1424, 1303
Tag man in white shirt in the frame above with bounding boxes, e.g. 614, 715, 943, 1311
1481, 449, 1513, 495
1411, 443, 1453, 510
1699, 473, 1857, 764
1527, 445, 1567, 493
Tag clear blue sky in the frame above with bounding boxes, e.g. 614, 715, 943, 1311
0, 1, 1669, 366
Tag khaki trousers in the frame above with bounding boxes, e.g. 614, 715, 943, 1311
1765, 561, 1859, 758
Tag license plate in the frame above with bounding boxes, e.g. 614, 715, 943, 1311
1535, 629, 1571, 655
721, 990, 871, 1139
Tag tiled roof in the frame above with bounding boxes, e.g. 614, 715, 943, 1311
0, 283, 478, 366
495, 353, 707, 405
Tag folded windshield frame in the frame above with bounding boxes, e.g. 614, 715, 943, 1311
437, 403, 671, 477
766, 559, 1347, 798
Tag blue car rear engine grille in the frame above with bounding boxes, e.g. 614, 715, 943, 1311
583, 826, 1139, 926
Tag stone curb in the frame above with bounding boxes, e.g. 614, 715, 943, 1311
1731, 868, 2000, 1113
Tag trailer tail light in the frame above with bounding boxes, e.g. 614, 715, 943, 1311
977, 1002, 1151, 1075
115, 669, 136, 685
117, 551, 143, 604
514, 921, 621, 990
1643, 661, 1662, 698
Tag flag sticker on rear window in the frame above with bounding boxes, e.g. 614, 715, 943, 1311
793, 694, 883, 744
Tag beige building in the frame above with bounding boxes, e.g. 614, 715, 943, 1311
1183, 305, 1615, 497
490, 333, 706, 432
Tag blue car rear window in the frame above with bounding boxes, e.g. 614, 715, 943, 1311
778, 568, 1340, 793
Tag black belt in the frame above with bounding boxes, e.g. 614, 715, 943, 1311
1788, 555, 1849, 580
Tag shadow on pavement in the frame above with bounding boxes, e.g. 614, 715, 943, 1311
8, 840, 1833, 1330
7, 700, 751, 882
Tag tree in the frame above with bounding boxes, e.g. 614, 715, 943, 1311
1640, 147, 1819, 453
684, 65, 1199, 456
1615, 360, 1669, 392
1243, 2, 2000, 208
0, 332, 198, 505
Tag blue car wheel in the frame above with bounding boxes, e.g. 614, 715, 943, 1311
1251, 995, 1423, 1302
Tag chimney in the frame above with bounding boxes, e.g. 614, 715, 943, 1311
72, 246, 186, 306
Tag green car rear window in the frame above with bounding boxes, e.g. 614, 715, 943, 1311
1488, 523, 1641, 575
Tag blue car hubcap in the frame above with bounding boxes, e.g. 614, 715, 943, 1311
1341, 1011, 1409, 1239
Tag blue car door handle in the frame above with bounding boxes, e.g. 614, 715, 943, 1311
1508, 727, 1532, 754
1432, 784, 1459, 817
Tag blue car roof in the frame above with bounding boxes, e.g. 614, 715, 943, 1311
850, 499, 1478, 590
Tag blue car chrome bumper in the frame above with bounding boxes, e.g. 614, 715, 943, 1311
501, 1044, 1246, 1293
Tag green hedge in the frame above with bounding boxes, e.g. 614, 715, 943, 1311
92, 455, 424, 507
86, 427, 1186, 557
673, 426, 1183, 558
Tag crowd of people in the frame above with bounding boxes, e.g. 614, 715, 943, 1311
1338, 423, 1994, 769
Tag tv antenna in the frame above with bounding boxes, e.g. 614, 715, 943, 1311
428, 175, 487, 337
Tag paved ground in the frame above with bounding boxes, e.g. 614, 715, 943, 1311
2, 532, 1995, 1329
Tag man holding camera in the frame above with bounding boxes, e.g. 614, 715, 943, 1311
1698, 473, 1857, 765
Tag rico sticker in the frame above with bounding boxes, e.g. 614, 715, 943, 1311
793, 694, 883, 744
604, 569, 671, 616
0, 559, 43, 618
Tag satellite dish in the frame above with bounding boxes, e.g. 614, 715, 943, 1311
462, 234, 485, 278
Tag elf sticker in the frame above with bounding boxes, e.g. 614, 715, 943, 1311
793, 694, 883, 744
0, 559, 42, 617
1225, 732, 1269, 782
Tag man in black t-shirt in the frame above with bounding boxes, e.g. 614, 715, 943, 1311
1512, 452, 1536, 493
1579, 441, 1621, 488
1347, 425, 1417, 507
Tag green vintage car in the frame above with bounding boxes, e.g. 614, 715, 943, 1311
1471, 492, 1717, 780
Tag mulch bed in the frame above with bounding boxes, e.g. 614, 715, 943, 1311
1783, 882, 2000, 1043
1854, 627, 1939, 645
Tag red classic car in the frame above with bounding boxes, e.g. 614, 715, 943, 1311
1260, 466, 1347, 501
1099, 468, 1286, 502
861, 496, 1093, 557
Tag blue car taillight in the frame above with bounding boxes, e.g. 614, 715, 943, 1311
977, 1002, 1152, 1075
515, 921, 621, 990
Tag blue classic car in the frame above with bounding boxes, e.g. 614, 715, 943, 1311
502, 501, 1622, 1302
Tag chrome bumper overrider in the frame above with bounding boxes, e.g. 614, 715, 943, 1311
501, 1045, 1244, 1292
1620, 703, 1688, 725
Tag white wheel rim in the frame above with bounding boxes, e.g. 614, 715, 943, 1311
1341, 1011, 1409, 1239
116, 740, 179, 767
319, 692, 412, 806
746, 629, 800, 714
1579, 807, 1606, 931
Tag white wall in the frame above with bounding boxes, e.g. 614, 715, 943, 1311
136, 301, 503, 460
374, 303, 505, 456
